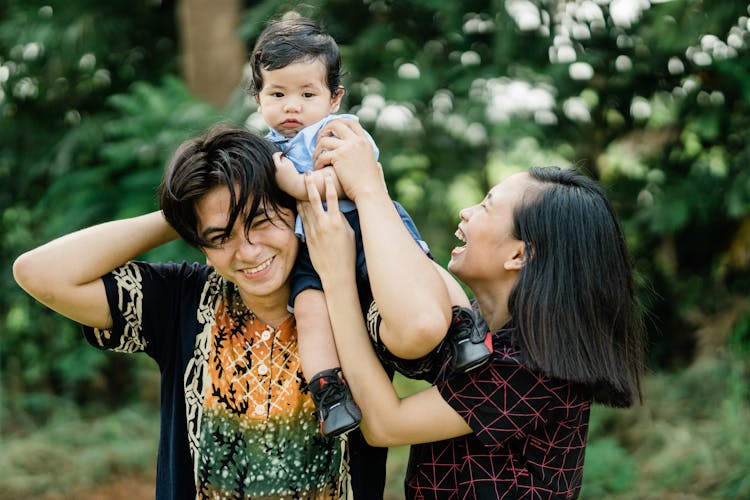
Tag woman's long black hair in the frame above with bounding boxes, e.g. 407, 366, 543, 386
508, 166, 644, 407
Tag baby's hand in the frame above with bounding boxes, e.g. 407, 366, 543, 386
273, 153, 345, 201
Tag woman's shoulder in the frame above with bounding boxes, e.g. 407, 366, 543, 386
470, 310, 524, 363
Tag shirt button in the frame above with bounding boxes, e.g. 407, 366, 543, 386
255, 404, 265, 415
257, 364, 268, 375
261, 330, 271, 341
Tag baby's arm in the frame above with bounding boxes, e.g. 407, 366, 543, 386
274, 153, 345, 201
274, 152, 308, 200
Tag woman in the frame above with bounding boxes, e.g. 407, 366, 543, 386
299, 120, 645, 498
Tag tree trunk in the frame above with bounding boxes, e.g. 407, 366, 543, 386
177, 0, 246, 107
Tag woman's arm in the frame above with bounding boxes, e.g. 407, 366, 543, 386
298, 175, 471, 446
12, 211, 179, 329
313, 120, 466, 359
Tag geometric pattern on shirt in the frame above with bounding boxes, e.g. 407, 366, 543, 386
407, 329, 590, 499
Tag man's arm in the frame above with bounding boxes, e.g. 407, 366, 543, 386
13, 211, 179, 329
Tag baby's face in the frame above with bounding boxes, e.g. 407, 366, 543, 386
257, 58, 342, 138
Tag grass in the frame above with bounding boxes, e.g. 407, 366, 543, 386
0, 403, 159, 499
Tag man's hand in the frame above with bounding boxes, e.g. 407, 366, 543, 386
297, 173, 356, 286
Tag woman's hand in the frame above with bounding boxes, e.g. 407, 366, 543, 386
297, 173, 356, 288
313, 119, 388, 203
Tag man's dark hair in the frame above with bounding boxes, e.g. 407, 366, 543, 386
508, 166, 645, 408
250, 12, 342, 96
159, 125, 296, 248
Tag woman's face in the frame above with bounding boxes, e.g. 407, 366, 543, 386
448, 172, 531, 289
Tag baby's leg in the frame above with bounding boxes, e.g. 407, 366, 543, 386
295, 288, 340, 380
296, 288, 362, 437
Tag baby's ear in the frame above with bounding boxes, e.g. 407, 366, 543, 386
330, 87, 345, 112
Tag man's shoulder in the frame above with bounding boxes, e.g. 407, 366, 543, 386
107, 261, 219, 301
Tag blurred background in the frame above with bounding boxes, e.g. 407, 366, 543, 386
1, 0, 749, 498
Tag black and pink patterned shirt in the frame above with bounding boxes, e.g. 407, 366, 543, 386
405, 324, 591, 499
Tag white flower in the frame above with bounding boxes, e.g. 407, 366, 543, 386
563, 97, 591, 122
376, 104, 422, 133
397, 63, 420, 79
569, 62, 594, 80
630, 96, 652, 120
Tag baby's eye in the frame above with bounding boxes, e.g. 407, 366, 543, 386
302, 92, 316, 98
272, 92, 284, 98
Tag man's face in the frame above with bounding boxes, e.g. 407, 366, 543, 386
195, 185, 298, 306
257, 58, 342, 138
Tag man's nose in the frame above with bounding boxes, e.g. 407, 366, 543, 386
234, 235, 261, 259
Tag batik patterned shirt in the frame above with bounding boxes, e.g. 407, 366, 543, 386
405, 322, 591, 499
83, 261, 346, 499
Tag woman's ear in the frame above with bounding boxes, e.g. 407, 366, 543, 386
503, 242, 526, 271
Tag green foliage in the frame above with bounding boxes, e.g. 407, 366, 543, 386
2, 1, 750, 496
2, 75, 241, 410
580, 438, 638, 497
37, 77, 229, 233
576, 348, 750, 499
0, 2, 245, 411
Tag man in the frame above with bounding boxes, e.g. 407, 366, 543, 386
13, 126, 348, 499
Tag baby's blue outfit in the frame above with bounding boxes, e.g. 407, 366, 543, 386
266, 114, 430, 304
266, 114, 368, 228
